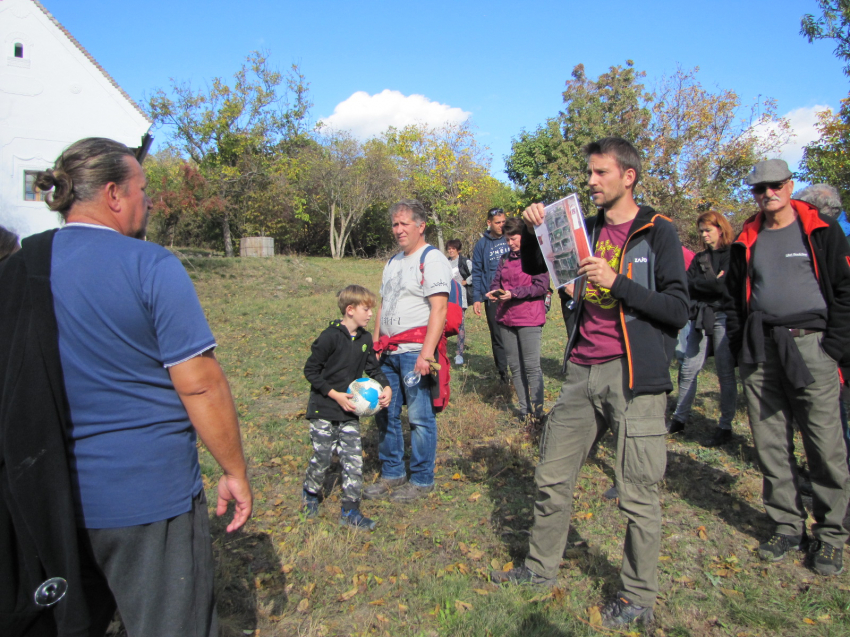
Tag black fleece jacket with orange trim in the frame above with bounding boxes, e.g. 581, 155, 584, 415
521, 205, 689, 395
725, 199, 850, 371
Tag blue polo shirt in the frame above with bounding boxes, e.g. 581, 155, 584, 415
51, 224, 216, 528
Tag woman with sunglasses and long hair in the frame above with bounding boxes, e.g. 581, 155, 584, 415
669, 211, 738, 446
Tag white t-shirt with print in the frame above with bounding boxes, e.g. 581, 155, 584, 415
380, 245, 452, 354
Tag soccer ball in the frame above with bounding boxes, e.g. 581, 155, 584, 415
346, 378, 383, 417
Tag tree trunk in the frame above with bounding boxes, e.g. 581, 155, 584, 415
329, 202, 341, 259
433, 216, 446, 252
222, 211, 233, 258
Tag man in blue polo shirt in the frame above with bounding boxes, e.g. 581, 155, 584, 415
1, 138, 252, 637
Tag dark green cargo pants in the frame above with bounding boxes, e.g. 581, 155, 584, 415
525, 357, 667, 607
739, 332, 850, 547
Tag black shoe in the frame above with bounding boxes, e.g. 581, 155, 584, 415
667, 418, 685, 434
758, 532, 805, 562
707, 428, 733, 447
388, 481, 434, 503
809, 540, 844, 575
602, 486, 619, 501
301, 490, 320, 518
600, 596, 654, 628
362, 476, 407, 500
490, 564, 556, 587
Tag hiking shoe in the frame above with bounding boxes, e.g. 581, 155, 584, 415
302, 490, 320, 518
809, 540, 844, 575
363, 476, 407, 500
667, 418, 685, 434
600, 597, 654, 628
490, 564, 556, 587
454, 355, 464, 365
339, 508, 377, 531
707, 427, 733, 447
602, 486, 619, 501
758, 533, 805, 562
389, 481, 434, 503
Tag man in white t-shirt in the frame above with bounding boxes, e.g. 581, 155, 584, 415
365, 199, 451, 503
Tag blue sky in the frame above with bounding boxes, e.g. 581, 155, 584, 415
43, 0, 846, 179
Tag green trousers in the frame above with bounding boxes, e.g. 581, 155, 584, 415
525, 357, 667, 607
740, 332, 850, 547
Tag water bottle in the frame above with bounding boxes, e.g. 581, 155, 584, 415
403, 370, 421, 387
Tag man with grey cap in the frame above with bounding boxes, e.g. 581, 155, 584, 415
725, 158, 850, 576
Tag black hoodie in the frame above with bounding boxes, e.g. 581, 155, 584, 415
520, 205, 689, 395
303, 320, 389, 421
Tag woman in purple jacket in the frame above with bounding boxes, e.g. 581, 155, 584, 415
486, 217, 550, 422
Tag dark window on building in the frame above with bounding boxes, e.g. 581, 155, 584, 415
14, 43, 23, 58
24, 171, 46, 202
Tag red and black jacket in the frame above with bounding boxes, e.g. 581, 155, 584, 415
725, 199, 850, 372
521, 205, 689, 395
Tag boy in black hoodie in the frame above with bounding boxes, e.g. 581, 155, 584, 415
302, 285, 391, 529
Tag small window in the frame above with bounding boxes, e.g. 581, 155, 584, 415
24, 171, 46, 202
14, 43, 23, 58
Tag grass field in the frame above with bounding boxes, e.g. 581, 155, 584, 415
177, 251, 850, 637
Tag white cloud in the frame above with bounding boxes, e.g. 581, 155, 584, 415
319, 89, 471, 139
756, 105, 831, 171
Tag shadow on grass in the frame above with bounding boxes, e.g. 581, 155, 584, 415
503, 611, 574, 637
210, 515, 287, 636
664, 450, 770, 540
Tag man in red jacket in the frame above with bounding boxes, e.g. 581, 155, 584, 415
725, 159, 850, 576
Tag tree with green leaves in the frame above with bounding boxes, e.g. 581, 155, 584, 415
505, 62, 790, 244
304, 132, 398, 259
146, 51, 312, 256
385, 121, 490, 251
799, 2, 850, 208
801, 1, 850, 76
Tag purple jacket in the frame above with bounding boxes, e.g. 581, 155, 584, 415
490, 250, 549, 327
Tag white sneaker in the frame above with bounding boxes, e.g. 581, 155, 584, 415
454, 355, 464, 365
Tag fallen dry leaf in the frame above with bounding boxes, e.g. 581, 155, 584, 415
458, 542, 469, 554
502, 561, 514, 571
803, 618, 816, 625
490, 558, 501, 570
587, 605, 603, 626
673, 575, 693, 584
325, 565, 343, 576
473, 588, 490, 596
468, 549, 485, 560
720, 588, 743, 598
452, 473, 462, 480
454, 600, 473, 613
398, 603, 408, 614
297, 598, 309, 613
368, 599, 385, 606
552, 587, 566, 601
468, 492, 481, 502
273, 498, 284, 506
394, 524, 410, 532
376, 614, 389, 624
281, 563, 295, 574
817, 614, 831, 623
338, 587, 359, 602
303, 583, 316, 597
696, 525, 708, 540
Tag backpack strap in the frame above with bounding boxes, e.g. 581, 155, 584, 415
418, 245, 436, 286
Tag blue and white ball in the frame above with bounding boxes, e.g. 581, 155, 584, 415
346, 378, 383, 417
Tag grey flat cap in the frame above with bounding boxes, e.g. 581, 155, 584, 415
745, 159, 792, 186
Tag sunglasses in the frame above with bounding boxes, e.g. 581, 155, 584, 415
487, 208, 504, 217
751, 180, 788, 195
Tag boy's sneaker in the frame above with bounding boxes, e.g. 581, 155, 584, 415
339, 508, 377, 531
809, 540, 844, 575
363, 476, 407, 500
490, 564, 556, 587
600, 597, 654, 628
455, 355, 464, 365
389, 481, 433, 503
758, 532, 806, 562
302, 490, 320, 519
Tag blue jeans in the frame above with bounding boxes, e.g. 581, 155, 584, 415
374, 351, 437, 487
673, 313, 738, 430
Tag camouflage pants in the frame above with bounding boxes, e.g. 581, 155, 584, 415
303, 418, 363, 504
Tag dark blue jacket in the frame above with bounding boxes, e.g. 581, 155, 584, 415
472, 231, 509, 303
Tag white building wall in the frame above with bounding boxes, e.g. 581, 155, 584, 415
0, 0, 151, 239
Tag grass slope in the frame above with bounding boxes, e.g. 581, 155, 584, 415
181, 253, 849, 637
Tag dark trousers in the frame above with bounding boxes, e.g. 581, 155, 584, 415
484, 300, 508, 377
79, 491, 218, 637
